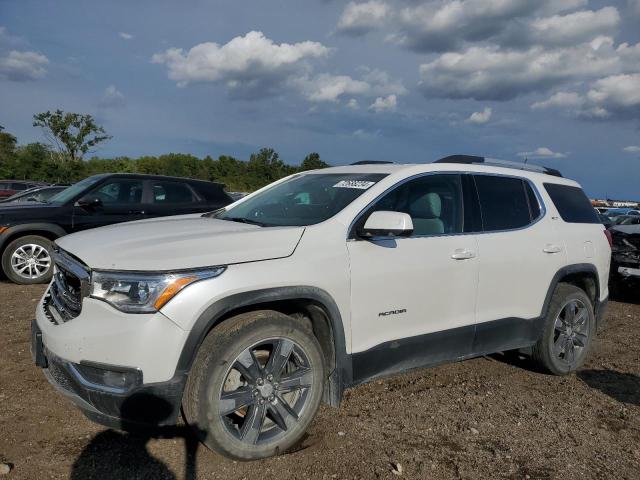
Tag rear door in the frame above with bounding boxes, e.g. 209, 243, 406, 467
471, 174, 566, 352
145, 179, 208, 218
71, 178, 147, 231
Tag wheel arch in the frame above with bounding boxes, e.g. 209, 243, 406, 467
0, 223, 66, 253
174, 286, 351, 407
541, 263, 604, 327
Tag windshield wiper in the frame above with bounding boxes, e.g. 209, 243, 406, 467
221, 216, 268, 227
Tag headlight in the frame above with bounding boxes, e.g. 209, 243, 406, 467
90, 267, 225, 313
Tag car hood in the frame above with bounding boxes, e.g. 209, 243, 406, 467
56, 214, 305, 271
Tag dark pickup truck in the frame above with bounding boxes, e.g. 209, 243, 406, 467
0, 173, 232, 284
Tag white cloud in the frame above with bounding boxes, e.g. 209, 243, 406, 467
152, 31, 329, 96
623, 146, 640, 153
100, 85, 125, 108
119, 32, 134, 40
346, 98, 360, 109
337, 1, 390, 36
394, 0, 537, 52
531, 92, 584, 110
369, 94, 397, 112
583, 73, 640, 119
296, 74, 371, 102
0, 50, 48, 81
527, 7, 620, 46
294, 68, 405, 103
465, 106, 492, 124
517, 147, 567, 159
418, 37, 636, 101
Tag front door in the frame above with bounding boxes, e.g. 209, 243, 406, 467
72, 178, 147, 231
347, 173, 479, 383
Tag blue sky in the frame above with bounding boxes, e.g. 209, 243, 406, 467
1, 0, 639, 199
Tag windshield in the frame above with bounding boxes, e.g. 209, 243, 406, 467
214, 173, 387, 227
48, 176, 106, 205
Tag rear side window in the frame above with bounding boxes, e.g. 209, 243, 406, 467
474, 175, 534, 231
192, 183, 232, 205
152, 181, 197, 204
543, 183, 599, 223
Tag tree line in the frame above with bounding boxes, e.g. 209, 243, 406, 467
0, 110, 329, 192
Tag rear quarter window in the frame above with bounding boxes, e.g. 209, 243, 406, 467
192, 182, 232, 205
543, 183, 599, 224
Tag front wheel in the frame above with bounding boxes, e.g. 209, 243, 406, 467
532, 283, 596, 375
183, 310, 325, 460
1, 235, 54, 285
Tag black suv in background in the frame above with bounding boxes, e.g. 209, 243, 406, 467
0, 173, 232, 284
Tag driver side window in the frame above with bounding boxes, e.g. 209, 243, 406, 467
370, 174, 464, 236
90, 179, 144, 205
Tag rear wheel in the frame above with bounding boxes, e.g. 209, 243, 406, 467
1, 235, 53, 285
183, 310, 325, 460
532, 283, 596, 375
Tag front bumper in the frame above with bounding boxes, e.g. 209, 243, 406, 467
32, 320, 186, 429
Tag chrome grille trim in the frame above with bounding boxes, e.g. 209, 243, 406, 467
46, 246, 91, 323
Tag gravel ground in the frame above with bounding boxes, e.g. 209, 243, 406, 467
0, 281, 638, 479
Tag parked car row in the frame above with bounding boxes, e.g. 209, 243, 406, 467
0, 185, 70, 204
0, 174, 233, 284
0, 180, 49, 199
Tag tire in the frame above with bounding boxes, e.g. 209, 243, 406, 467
183, 310, 325, 460
1, 235, 54, 285
532, 283, 596, 375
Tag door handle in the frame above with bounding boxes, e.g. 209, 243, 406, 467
128, 210, 146, 214
543, 244, 563, 254
451, 249, 476, 260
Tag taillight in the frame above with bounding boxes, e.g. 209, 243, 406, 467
604, 229, 613, 248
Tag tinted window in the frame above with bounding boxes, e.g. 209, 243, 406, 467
368, 174, 463, 236
544, 183, 599, 224
474, 175, 532, 231
153, 181, 196, 204
90, 179, 143, 205
192, 183, 231, 205
11, 183, 28, 191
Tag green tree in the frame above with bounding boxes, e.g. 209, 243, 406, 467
33, 110, 112, 161
246, 148, 286, 189
0, 126, 18, 178
299, 152, 329, 171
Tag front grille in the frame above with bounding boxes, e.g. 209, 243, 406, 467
44, 247, 90, 324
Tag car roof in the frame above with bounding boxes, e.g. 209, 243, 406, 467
304, 162, 579, 187
90, 173, 224, 186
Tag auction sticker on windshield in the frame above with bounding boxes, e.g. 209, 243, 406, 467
333, 180, 376, 189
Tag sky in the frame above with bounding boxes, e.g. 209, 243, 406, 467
1, 0, 639, 199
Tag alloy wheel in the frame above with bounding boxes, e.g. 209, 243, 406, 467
218, 337, 314, 446
10, 244, 51, 280
553, 299, 590, 366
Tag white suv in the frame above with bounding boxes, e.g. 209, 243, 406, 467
32, 156, 611, 460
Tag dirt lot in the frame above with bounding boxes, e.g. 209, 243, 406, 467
1, 282, 639, 480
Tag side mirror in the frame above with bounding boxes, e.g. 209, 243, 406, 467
358, 211, 414, 238
76, 196, 103, 210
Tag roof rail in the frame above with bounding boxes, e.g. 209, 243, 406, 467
434, 155, 563, 177
350, 160, 395, 165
